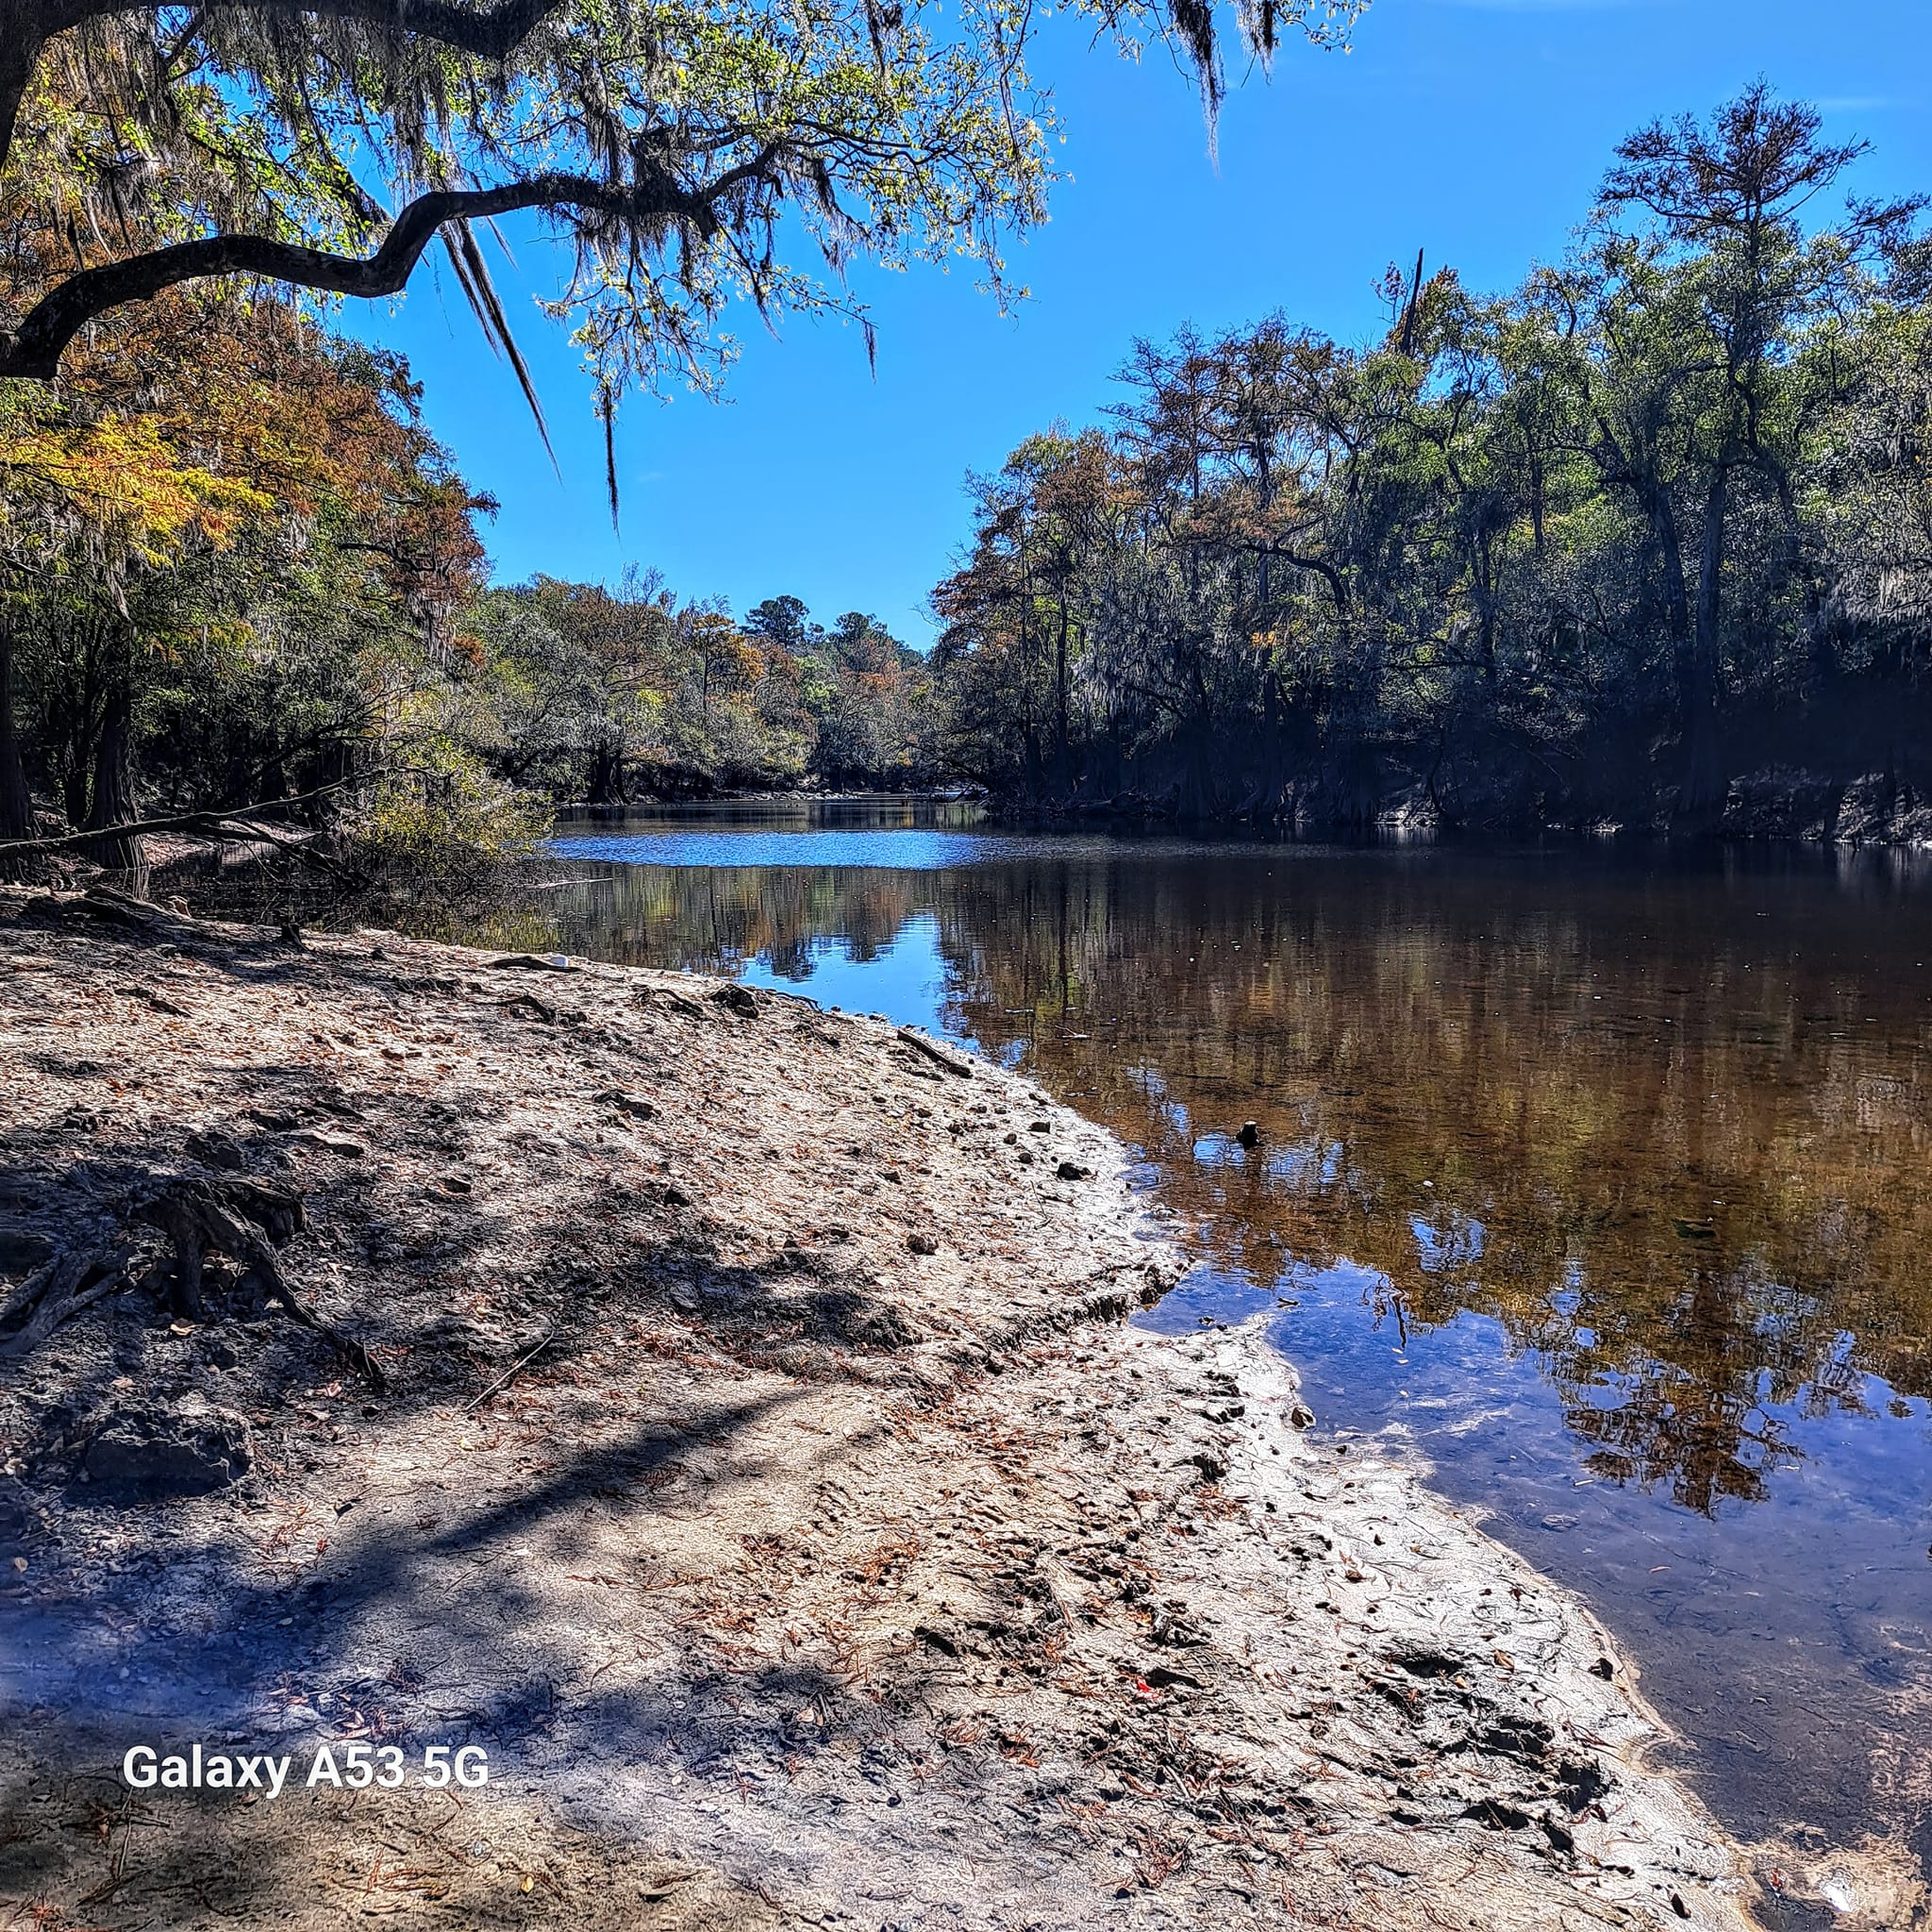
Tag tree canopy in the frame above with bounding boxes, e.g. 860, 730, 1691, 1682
0, 0, 1367, 391
0, 285, 491, 850
931, 87, 1932, 830
9, 79, 1930, 876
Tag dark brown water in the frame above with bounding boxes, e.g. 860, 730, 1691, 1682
275, 802, 1932, 1904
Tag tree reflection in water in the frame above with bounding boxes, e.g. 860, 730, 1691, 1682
535, 827, 1932, 1864
554, 841, 1932, 1523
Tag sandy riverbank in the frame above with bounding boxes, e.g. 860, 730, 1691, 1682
0, 885, 1757, 1929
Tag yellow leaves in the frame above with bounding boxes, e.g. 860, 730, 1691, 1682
685, 609, 765, 688
0, 291, 482, 626
0, 413, 270, 574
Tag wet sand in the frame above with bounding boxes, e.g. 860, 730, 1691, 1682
0, 886, 1756, 1928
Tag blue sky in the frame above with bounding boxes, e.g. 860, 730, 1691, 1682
345, 0, 1932, 646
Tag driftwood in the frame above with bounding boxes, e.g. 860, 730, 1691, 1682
498, 991, 558, 1023
641, 986, 705, 1020
896, 1026, 974, 1079
21, 883, 183, 933
0, 774, 359, 860
134, 1176, 387, 1391
0, 1254, 63, 1331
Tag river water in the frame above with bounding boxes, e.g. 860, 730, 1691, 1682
298, 801, 1932, 1905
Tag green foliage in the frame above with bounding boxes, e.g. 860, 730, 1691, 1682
933, 89, 1932, 826
0, 0, 1373, 849
455, 578, 935, 797
0, 290, 494, 852
345, 743, 551, 877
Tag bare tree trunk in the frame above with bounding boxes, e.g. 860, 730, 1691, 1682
0, 10, 46, 192
1650, 485, 1694, 710
0, 612, 30, 843
85, 665, 140, 867
1805, 580, 1838, 695
1053, 595, 1072, 797
587, 741, 617, 805
1678, 466, 1727, 817
1692, 466, 1726, 711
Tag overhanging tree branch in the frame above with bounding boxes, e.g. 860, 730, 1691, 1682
0, 171, 735, 380
38, 0, 567, 59
0, 0, 567, 181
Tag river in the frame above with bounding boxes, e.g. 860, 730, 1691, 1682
519, 799, 1932, 1912
222, 798, 1932, 1911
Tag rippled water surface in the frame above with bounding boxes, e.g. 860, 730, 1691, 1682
546, 804, 1932, 1888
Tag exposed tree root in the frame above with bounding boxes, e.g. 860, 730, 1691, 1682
0, 1246, 132, 1357
133, 1176, 387, 1392
0, 1171, 382, 1389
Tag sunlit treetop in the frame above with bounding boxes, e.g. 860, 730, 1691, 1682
0, 0, 1369, 433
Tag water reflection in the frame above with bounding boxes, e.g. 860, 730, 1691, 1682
536, 820, 1932, 1879
555, 839, 1932, 1497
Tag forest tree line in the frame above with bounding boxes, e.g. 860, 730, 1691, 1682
929, 89, 1932, 832
0, 274, 937, 872
460, 584, 940, 804
6, 0, 1304, 873
7, 82, 1932, 864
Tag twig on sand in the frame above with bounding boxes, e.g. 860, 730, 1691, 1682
498, 991, 558, 1023
896, 1027, 974, 1079
464, 1335, 554, 1413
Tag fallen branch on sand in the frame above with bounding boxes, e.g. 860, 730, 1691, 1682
896, 1027, 974, 1079
0, 774, 365, 860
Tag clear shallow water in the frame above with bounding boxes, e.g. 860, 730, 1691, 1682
521, 805, 1932, 1887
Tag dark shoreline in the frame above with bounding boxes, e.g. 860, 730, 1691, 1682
541, 764, 1932, 847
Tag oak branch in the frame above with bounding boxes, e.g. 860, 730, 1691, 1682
0, 171, 750, 381
0, 0, 634, 381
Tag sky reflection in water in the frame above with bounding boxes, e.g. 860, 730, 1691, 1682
544, 805, 1932, 1883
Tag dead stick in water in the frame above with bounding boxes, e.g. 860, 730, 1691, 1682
464, 1335, 554, 1412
